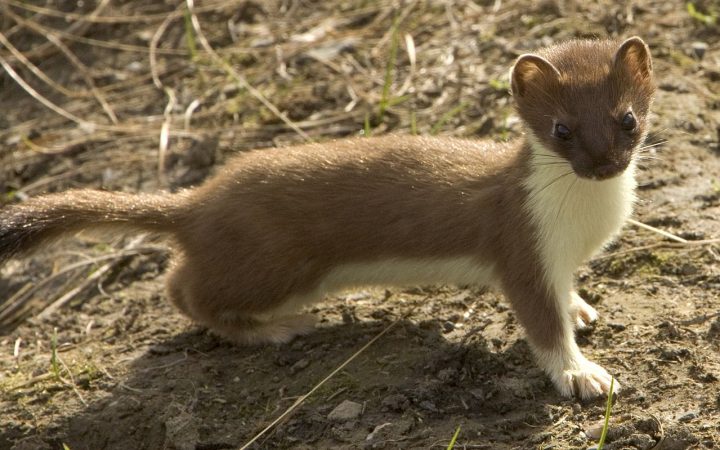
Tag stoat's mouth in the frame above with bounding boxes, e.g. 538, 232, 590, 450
573, 161, 629, 181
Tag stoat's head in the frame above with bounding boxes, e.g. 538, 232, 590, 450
510, 37, 656, 180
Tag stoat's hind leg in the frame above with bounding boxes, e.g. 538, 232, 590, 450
209, 314, 318, 345
570, 291, 599, 329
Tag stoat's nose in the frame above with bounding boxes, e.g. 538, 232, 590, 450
592, 162, 626, 180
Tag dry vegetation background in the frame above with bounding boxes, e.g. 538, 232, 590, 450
0, 0, 719, 449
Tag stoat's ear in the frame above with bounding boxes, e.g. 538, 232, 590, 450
614, 36, 652, 80
510, 54, 561, 97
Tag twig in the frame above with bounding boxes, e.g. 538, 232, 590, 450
0, 49, 199, 138
592, 238, 720, 261
37, 236, 148, 319
238, 319, 402, 450
0, 0, 111, 63
43, 33, 119, 124
0, 14, 118, 124
627, 218, 687, 243
0, 52, 96, 129
185, 0, 311, 142
0, 30, 77, 97
57, 353, 88, 406
2, 0, 240, 24
149, 8, 179, 89
159, 88, 177, 185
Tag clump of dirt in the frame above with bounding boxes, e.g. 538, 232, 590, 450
1, 1, 720, 449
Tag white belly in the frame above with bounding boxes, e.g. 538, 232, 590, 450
322, 257, 496, 291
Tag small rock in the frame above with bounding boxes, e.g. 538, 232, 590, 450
679, 263, 698, 276
419, 400, 438, 412
691, 41, 708, 59
627, 433, 656, 448
608, 322, 626, 332
328, 400, 363, 422
661, 425, 700, 450
442, 321, 455, 333
290, 358, 310, 374
437, 368, 457, 383
381, 394, 409, 412
707, 317, 720, 340
678, 410, 699, 422
584, 420, 604, 440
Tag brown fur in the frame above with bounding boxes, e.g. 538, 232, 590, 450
0, 38, 655, 397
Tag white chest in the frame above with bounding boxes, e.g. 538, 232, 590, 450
523, 142, 636, 291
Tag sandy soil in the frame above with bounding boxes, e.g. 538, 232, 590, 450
1, 1, 719, 449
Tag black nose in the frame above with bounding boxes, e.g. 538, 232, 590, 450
593, 163, 622, 180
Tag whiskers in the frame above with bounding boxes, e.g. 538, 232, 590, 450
635, 129, 668, 168
530, 152, 571, 169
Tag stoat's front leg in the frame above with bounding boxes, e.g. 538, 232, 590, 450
501, 276, 618, 399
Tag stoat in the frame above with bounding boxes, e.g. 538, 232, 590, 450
0, 37, 655, 400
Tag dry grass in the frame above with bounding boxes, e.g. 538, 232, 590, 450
0, 0, 531, 327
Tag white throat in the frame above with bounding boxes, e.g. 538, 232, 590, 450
523, 136, 637, 293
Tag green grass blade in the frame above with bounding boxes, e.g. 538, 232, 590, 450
50, 328, 60, 380
183, 9, 198, 60
378, 18, 400, 122
430, 102, 469, 135
687, 3, 717, 25
446, 425, 461, 450
597, 377, 615, 449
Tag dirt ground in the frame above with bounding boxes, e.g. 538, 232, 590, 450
1, 1, 719, 449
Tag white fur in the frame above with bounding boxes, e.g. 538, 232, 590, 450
322, 257, 496, 290
254, 257, 496, 322
522, 136, 636, 398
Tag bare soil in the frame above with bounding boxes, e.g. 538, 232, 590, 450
1, 1, 719, 449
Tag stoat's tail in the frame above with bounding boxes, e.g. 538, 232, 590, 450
0, 189, 188, 263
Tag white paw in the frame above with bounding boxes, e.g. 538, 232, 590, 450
553, 359, 620, 400
570, 292, 599, 329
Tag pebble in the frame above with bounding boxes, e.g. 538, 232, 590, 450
419, 400, 438, 412
290, 358, 310, 374
381, 394, 409, 412
328, 400, 363, 422
691, 41, 708, 59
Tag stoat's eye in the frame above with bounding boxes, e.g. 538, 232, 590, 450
554, 123, 571, 140
622, 112, 636, 131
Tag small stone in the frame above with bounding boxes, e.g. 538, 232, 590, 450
678, 410, 699, 422
442, 321, 455, 333
437, 368, 457, 382
381, 394, 409, 412
680, 263, 698, 276
290, 358, 310, 374
419, 400, 438, 412
584, 420, 605, 440
328, 400, 363, 422
627, 433, 656, 448
608, 322, 626, 332
691, 41, 708, 59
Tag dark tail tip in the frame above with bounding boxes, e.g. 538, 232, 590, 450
0, 213, 42, 265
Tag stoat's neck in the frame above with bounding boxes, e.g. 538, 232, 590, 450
521, 135, 637, 294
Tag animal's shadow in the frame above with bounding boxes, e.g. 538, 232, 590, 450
10, 318, 578, 450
